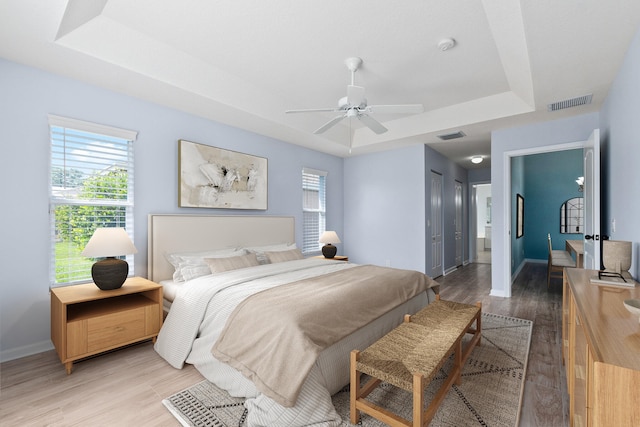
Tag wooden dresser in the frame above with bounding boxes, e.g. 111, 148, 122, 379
562, 268, 640, 426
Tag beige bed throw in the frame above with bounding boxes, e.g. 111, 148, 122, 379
212, 264, 436, 407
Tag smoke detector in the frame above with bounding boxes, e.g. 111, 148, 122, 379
438, 38, 456, 51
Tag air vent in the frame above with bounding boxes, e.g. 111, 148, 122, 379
547, 94, 593, 112
437, 131, 466, 141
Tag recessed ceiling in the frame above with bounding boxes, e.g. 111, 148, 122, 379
2, 0, 640, 170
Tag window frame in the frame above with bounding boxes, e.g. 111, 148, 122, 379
302, 167, 328, 255
48, 115, 137, 287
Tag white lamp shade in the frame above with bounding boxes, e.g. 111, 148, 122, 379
81, 228, 138, 258
319, 231, 341, 244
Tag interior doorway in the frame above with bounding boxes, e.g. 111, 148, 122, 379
474, 184, 492, 264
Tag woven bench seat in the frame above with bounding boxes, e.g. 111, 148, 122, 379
350, 296, 481, 427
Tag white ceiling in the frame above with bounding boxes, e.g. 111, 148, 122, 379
3, 0, 640, 169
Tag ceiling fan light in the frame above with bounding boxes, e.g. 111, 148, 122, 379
471, 156, 483, 164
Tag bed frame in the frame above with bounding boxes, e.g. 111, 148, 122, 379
147, 214, 295, 282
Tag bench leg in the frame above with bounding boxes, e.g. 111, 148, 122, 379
413, 373, 424, 427
350, 350, 361, 425
476, 301, 482, 346
454, 337, 463, 385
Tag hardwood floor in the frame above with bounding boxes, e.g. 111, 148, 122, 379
438, 261, 569, 427
1, 262, 568, 426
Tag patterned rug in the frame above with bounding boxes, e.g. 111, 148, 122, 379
163, 312, 532, 426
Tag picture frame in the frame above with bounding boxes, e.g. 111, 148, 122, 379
516, 194, 524, 238
178, 140, 267, 210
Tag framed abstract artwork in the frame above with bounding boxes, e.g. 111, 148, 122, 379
516, 194, 524, 238
178, 140, 267, 209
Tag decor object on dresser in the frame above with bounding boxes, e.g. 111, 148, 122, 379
623, 299, 640, 323
50, 277, 162, 374
319, 230, 341, 258
178, 139, 267, 209
81, 227, 137, 290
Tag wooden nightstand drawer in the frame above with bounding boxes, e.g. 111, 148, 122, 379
67, 308, 145, 357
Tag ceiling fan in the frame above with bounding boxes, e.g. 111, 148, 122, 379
285, 57, 424, 135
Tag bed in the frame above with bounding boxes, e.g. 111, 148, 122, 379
149, 214, 438, 426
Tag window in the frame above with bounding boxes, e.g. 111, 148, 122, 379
49, 115, 137, 286
302, 167, 327, 254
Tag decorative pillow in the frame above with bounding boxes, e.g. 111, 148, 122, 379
244, 243, 297, 264
205, 253, 260, 274
167, 248, 246, 282
265, 248, 304, 264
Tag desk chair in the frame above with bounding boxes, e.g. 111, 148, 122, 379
547, 233, 576, 288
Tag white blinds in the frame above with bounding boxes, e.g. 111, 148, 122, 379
49, 115, 137, 285
302, 167, 327, 254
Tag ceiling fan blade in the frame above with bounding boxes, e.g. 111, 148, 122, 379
347, 85, 365, 106
357, 114, 388, 134
365, 104, 424, 115
286, 107, 337, 114
314, 115, 346, 134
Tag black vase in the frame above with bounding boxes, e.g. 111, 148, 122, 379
91, 257, 128, 290
322, 244, 337, 258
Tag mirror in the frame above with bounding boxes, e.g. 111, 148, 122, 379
560, 197, 583, 234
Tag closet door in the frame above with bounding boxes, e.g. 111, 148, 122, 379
430, 171, 443, 278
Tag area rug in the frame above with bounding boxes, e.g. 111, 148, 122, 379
163, 312, 532, 427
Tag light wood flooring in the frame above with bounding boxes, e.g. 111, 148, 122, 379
1, 262, 567, 426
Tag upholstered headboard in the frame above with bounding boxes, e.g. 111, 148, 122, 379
147, 214, 295, 282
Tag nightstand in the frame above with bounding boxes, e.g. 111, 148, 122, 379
313, 255, 348, 262
50, 277, 163, 374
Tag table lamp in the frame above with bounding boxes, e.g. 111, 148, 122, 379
319, 231, 341, 258
81, 227, 138, 290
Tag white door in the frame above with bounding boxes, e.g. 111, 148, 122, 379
430, 171, 443, 277
454, 180, 463, 266
583, 129, 601, 270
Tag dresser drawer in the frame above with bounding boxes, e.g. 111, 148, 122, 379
67, 307, 146, 358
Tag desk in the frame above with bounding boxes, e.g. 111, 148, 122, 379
565, 240, 583, 268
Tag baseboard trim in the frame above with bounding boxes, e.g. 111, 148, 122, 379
0, 340, 53, 363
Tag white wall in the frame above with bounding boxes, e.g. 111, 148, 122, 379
0, 59, 344, 361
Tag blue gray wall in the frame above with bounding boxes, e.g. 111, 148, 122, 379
600, 26, 640, 278
0, 58, 344, 361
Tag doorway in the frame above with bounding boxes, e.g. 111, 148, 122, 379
474, 184, 492, 264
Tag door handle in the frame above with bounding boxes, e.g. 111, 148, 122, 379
585, 235, 594, 240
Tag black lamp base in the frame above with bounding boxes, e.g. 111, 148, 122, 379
91, 257, 128, 290
322, 244, 337, 258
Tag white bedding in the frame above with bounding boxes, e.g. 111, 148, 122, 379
154, 258, 434, 426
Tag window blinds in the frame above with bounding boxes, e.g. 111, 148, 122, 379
302, 167, 327, 254
49, 115, 137, 285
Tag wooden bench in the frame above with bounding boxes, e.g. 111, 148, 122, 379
350, 295, 482, 426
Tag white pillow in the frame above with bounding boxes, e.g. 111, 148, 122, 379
167, 248, 246, 282
265, 248, 304, 264
205, 253, 260, 273
244, 243, 297, 264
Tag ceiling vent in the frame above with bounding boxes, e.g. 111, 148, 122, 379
547, 94, 593, 112
437, 131, 466, 141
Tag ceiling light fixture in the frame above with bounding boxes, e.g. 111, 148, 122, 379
471, 156, 483, 164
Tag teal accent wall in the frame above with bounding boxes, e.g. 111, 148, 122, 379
511, 156, 525, 275
523, 149, 583, 260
